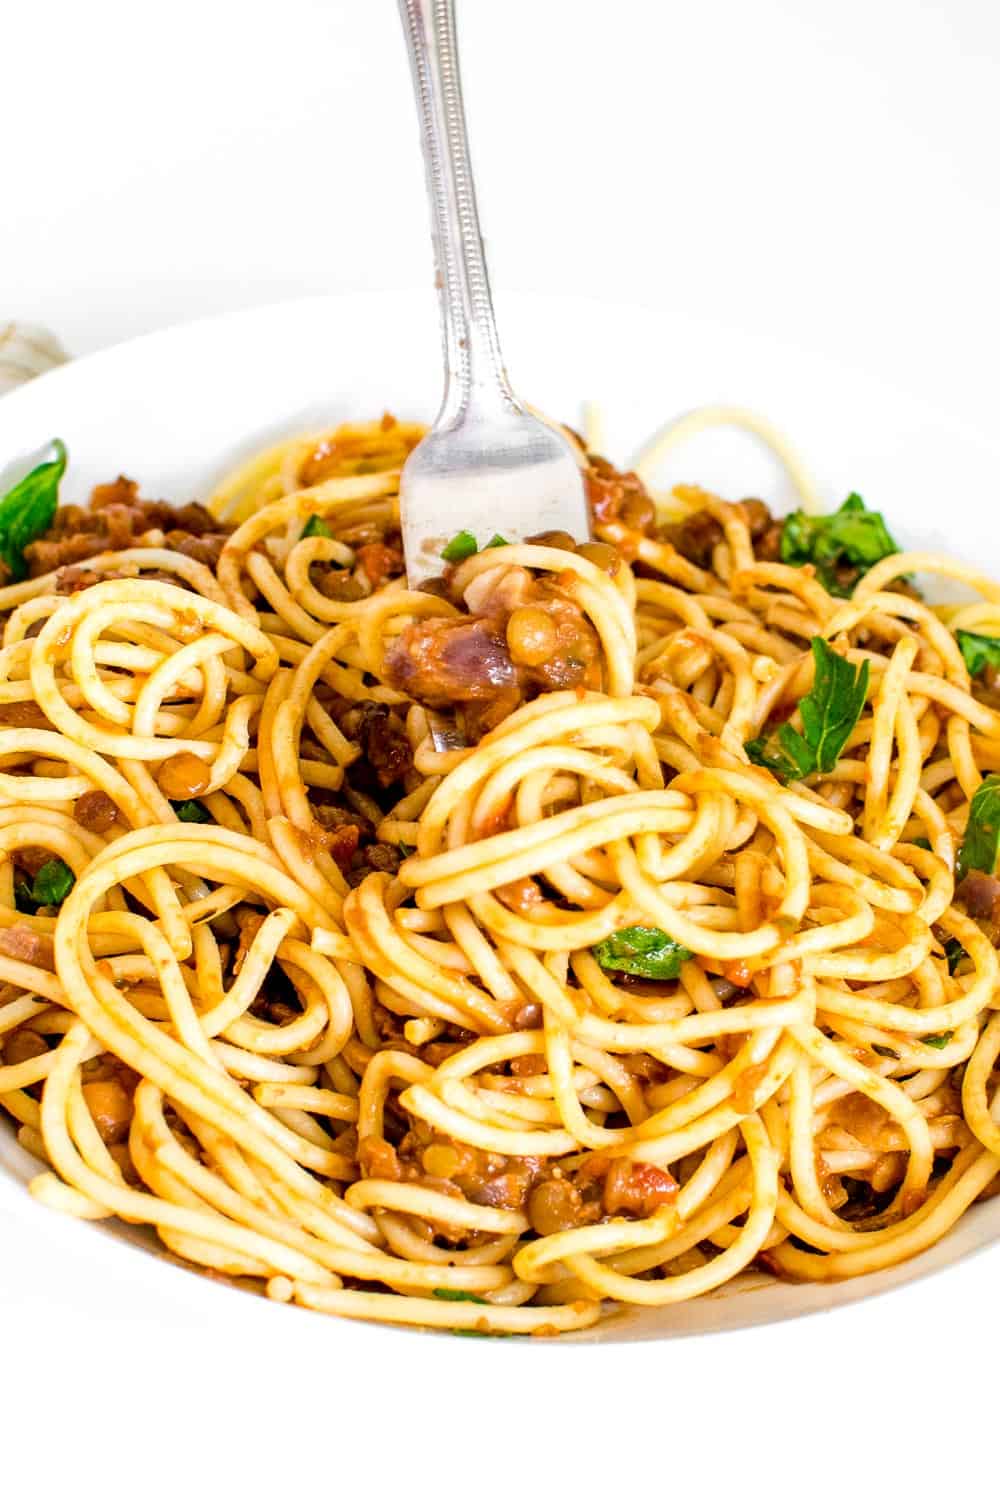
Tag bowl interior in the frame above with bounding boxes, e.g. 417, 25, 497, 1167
1, 288, 998, 1344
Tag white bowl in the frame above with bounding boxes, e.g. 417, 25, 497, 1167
1, 289, 998, 1345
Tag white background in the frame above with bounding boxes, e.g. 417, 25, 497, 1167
4, 1, 999, 1494
7, 0, 1000, 435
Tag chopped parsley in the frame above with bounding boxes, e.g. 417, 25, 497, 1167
440, 530, 478, 563
944, 938, 966, 975
921, 1031, 953, 1050
31, 857, 75, 907
432, 1288, 511, 1330
172, 799, 211, 823
0, 439, 67, 582
956, 629, 1000, 678
592, 925, 692, 980
301, 515, 332, 540
780, 493, 898, 597
745, 637, 869, 784
440, 530, 509, 563
956, 774, 1000, 883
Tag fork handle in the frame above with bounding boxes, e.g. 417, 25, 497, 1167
398, 0, 517, 424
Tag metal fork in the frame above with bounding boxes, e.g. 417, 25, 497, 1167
396, 0, 591, 586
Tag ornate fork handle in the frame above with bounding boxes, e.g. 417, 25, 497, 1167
397, 0, 517, 423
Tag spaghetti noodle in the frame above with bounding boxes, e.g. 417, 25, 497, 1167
0, 408, 998, 1337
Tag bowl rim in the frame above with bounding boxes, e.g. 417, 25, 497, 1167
2, 287, 999, 1350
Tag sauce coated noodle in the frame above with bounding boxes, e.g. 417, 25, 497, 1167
0, 408, 997, 1338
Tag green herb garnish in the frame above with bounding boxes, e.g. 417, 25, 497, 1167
440, 531, 509, 563
912, 836, 932, 851
944, 938, 966, 975
956, 774, 1000, 883
744, 728, 815, 784
921, 1031, 953, 1049
956, 630, 1000, 678
592, 925, 692, 980
745, 637, 870, 785
398, 842, 415, 857
301, 515, 332, 540
780, 493, 898, 598
441, 530, 478, 564
172, 799, 211, 823
31, 857, 74, 907
433, 1288, 511, 1330
0, 440, 67, 581
872, 1044, 899, 1059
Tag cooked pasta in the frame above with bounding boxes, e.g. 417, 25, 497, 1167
0, 408, 998, 1338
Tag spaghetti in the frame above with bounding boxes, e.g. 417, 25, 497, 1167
0, 409, 998, 1338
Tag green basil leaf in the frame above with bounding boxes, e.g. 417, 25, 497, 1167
592, 925, 692, 980
441, 530, 478, 563
921, 1031, 953, 1049
800, 638, 870, 774
779, 509, 822, 568
31, 857, 75, 907
172, 799, 211, 823
956, 773, 1000, 883
484, 534, 509, 549
431, 1288, 488, 1304
779, 493, 897, 598
744, 639, 868, 784
956, 629, 1000, 678
0, 439, 67, 581
745, 728, 813, 784
301, 515, 332, 540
